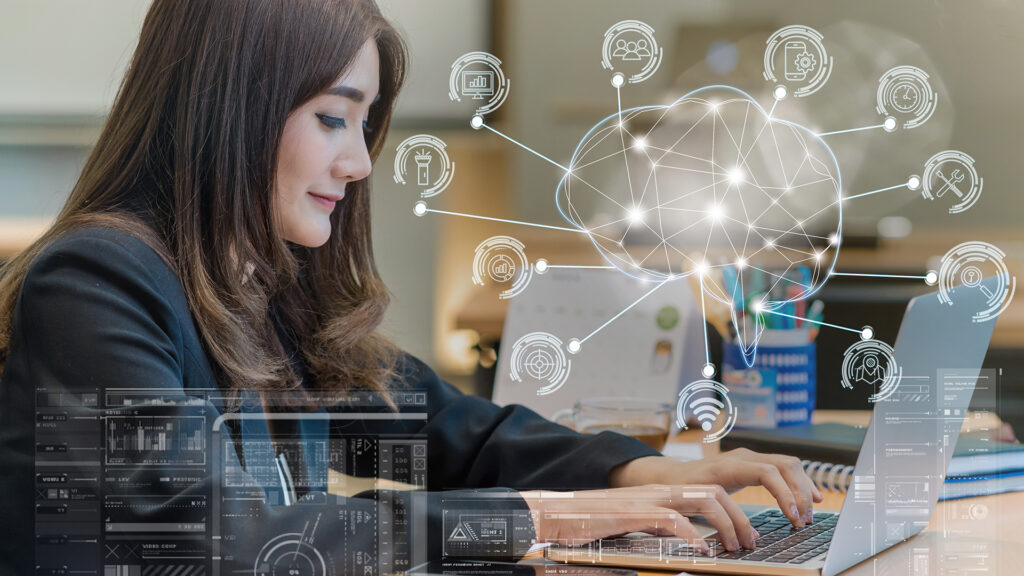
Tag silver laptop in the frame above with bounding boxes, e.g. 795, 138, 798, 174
546, 279, 999, 575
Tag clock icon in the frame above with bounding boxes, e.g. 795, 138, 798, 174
891, 81, 921, 112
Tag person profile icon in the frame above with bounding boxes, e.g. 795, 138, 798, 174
854, 353, 886, 386
635, 39, 652, 59
612, 38, 630, 60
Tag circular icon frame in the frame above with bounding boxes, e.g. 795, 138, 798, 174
841, 339, 903, 403
472, 235, 534, 300
394, 134, 455, 198
921, 150, 983, 214
449, 51, 510, 116
876, 66, 937, 130
763, 25, 833, 98
601, 20, 664, 84
937, 241, 1017, 323
675, 379, 737, 443
509, 331, 572, 396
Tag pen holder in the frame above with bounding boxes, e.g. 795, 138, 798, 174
722, 329, 816, 427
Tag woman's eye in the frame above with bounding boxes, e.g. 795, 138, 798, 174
316, 113, 347, 130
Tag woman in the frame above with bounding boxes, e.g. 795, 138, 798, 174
0, 0, 820, 573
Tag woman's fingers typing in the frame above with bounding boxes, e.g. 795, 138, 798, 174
521, 485, 764, 553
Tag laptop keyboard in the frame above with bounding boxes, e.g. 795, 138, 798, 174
668, 509, 838, 565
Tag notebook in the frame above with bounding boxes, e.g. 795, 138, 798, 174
719, 422, 1024, 499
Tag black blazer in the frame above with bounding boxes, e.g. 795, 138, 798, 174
0, 226, 659, 573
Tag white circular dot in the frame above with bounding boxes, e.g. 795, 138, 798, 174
413, 201, 427, 216
861, 326, 874, 341
925, 270, 938, 286
773, 85, 788, 101
470, 115, 484, 130
611, 73, 625, 88
883, 117, 898, 132
907, 175, 921, 190
701, 363, 716, 378
535, 259, 549, 274
567, 339, 581, 354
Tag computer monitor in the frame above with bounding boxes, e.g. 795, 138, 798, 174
461, 70, 495, 100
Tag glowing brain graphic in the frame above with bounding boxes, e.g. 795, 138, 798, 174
557, 86, 842, 362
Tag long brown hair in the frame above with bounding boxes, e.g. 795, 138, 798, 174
0, 0, 408, 404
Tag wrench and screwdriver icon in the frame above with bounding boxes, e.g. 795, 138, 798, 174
935, 166, 965, 198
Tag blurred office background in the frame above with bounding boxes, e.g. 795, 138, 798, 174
2, 0, 1023, 426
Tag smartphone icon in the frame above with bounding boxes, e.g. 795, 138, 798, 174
784, 40, 809, 81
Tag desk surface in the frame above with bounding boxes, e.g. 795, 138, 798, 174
558, 409, 1022, 575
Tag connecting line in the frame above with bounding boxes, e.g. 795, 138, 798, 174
817, 123, 887, 137
831, 272, 930, 280
616, 84, 624, 125
546, 265, 616, 269
698, 274, 711, 365
842, 183, 907, 201
768, 99, 780, 118
761, 308, 862, 335
579, 280, 670, 345
480, 123, 571, 173
422, 208, 589, 234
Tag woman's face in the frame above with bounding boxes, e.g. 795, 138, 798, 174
274, 39, 381, 247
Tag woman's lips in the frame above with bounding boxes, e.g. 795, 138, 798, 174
308, 191, 343, 209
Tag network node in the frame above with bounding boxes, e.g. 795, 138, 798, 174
883, 116, 898, 132
535, 258, 549, 274
628, 207, 645, 224
907, 175, 921, 191
925, 270, 938, 286
860, 326, 874, 341
633, 137, 647, 150
413, 201, 428, 216
828, 233, 840, 245
611, 73, 625, 88
701, 363, 716, 378
727, 166, 744, 184
470, 115, 484, 130
736, 257, 747, 270
773, 85, 788, 101
567, 338, 581, 354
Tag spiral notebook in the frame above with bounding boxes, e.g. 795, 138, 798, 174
720, 422, 1024, 500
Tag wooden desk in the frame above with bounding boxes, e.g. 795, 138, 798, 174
543, 409, 1022, 575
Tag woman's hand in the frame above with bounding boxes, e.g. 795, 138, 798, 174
609, 449, 824, 529
520, 484, 758, 553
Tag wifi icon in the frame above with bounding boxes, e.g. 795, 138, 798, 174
676, 379, 737, 443
689, 396, 725, 431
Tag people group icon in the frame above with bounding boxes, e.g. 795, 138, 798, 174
612, 36, 653, 62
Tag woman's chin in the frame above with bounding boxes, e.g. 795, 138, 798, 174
282, 221, 332, 248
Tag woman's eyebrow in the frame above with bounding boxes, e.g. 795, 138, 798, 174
325, 84, 366, 103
